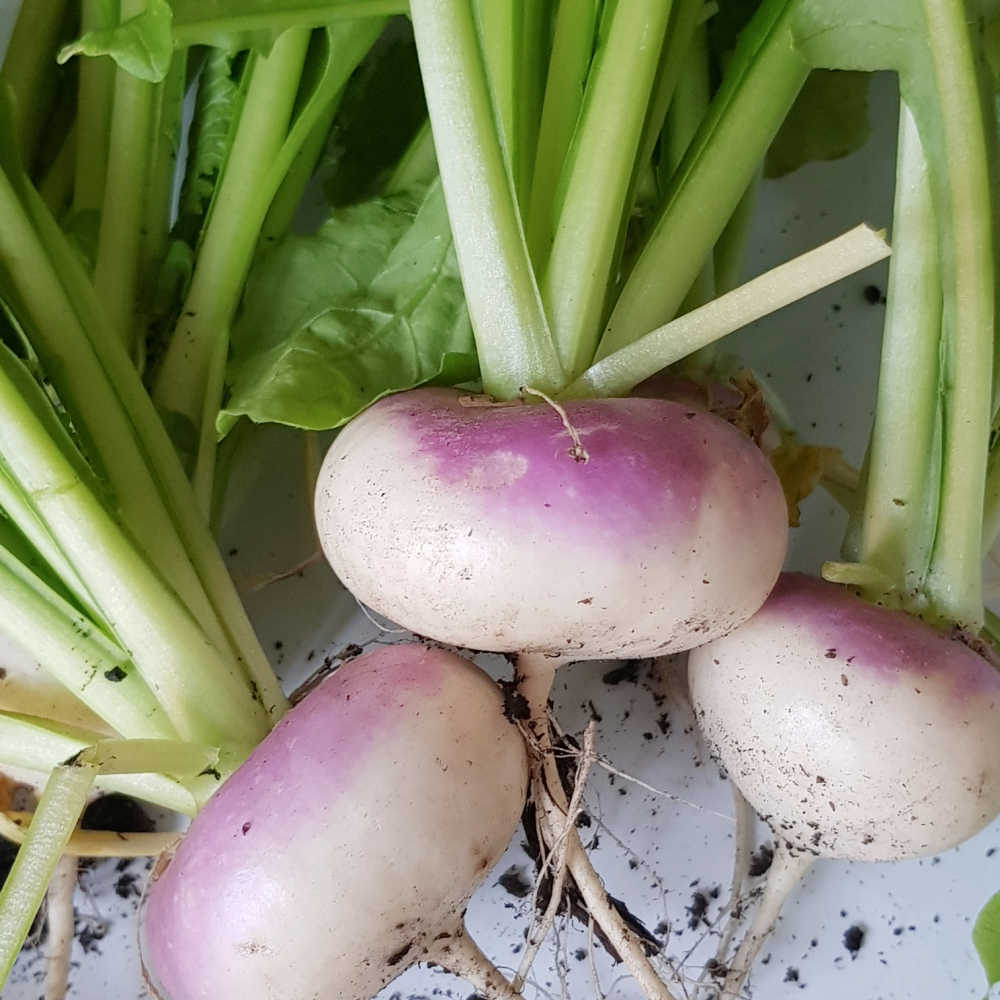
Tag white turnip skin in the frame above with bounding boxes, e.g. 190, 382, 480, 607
689, 572, 1000, 861
139, 644, 528, 1000
314, 387, 787, 660
687, 572, 1000, 991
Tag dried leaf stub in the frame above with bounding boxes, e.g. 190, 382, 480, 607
770, 438, 845, 526
633, 369, 770, 444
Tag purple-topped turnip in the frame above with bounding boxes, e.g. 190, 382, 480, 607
689, 573, 1000, 994
140, 644, 528, 1000
315, 387, 787, 660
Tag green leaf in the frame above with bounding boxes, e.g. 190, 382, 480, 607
174, 47, 249, 247
219, 178, 478, 432
765, 70, 871, 177
58, 0, 174, 83
975, 891, 1000, 987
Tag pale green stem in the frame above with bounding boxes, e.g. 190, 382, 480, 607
0, 464, 99, 623
473, 0, 518, 182
526, 0, 599, 269
0, 761, 97, 987
0, 0, 70, 170
0, 545, 176, 741
94, 0, 159, 354
155, 22, 383, 510
37, 124, 75, 218
260, 90, 345, 246
598, 0, 809, 360
858, 102, 941, 606
565, 225, 890, 399
11, 168, 288, 722
0, 359, 269, 749
515, 0, 550, 204
921, 0, 995, 630
0, 711, 196, 815
0, 168, 237, 661
541, 0, 673, 379
170, 0, 406, 46
384, 121, 438, 194
72, 0, 118, 217
410, 0, 564, 398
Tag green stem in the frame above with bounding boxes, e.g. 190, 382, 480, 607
384, 120, 438, 194
0, 760, 97, 986
541, 0, 673, 379
858, 102, 941, 607
37, 123, 75, 218
525, 0, 599, 268
156, 22, 383, 511
93, 0, 158, 353
0, 167, 238, 662
0, 0, 70, 171
12, 171, 288, 722
921, 0, 995, 629
260, 92, 344, 247
598, 0, 808, 360
713, 172, 760, 295
136, 51, 187, 369
515, 0, 550, 204
0, 466, 100, 622
983, 448, 1000, 554
0, 711, 196, 815
72, 0, 118, 218
663, 22, 711, 179
0, 358, 269, 749
639, 0, 704, 200
563, 225, 890, 400
662, 21, 714, 319
410, 0, 564, 399
0, 540, 175, 741
170, 0, 406, 47
473, 0, 518, 184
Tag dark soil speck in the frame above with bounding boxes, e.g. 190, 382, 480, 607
843, 924, 865, 956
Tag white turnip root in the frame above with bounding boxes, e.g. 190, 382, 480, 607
687, 572, 1000, 995
314, 387, 787, 660
139, 644, 529, 1000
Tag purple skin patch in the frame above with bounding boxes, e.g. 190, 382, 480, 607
142, 646, 445, 1000
378, 388, 780, 549
764, 573, 1000, 698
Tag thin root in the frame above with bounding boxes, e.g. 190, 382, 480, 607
520, 386, 589, 463
515, 654, 679, 1000
514, 724, 598, 990
43, 855, 77, 1000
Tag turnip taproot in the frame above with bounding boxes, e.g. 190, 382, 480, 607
140, 644, 529, 1000
315, 387, 786, 659
688, 573, 1000, 993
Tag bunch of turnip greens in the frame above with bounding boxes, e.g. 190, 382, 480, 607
0, 0, 998, 994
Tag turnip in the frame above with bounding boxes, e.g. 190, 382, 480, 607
140, 643, 529, 1000
688, 572, 1000, 994
315, 386, 787, 662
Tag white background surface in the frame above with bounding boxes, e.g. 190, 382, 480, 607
1, 7, 997, 999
